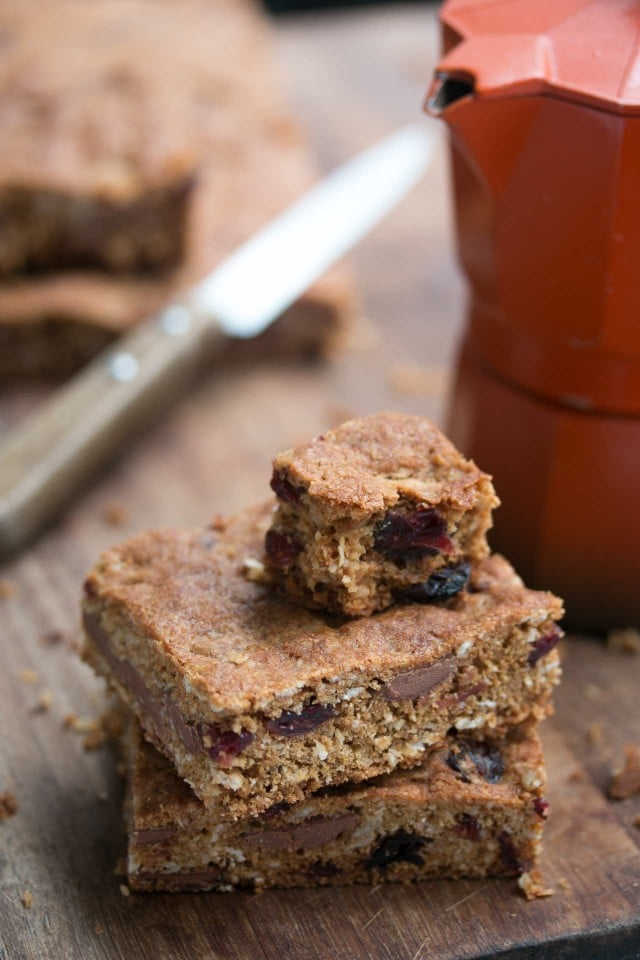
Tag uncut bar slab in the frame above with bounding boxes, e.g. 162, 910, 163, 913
82, 503, 562, 819
0, 0, 207, 276
266, 413, 499, 616
0, 0, 353, 377
125, 720, 548, 892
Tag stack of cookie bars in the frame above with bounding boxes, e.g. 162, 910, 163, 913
81, 413, 563, 895
0, 0, 349, 378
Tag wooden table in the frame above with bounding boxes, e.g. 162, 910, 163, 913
1, 6, 639, 959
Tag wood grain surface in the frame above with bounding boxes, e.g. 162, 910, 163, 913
1, 6, 639, 959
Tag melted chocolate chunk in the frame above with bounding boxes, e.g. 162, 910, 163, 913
373, 507, 452, 561
401, 562, 471, 603
445, 740, 504, 784
266, 702, 335, 737
367, 829, 431, 870
381, 657, 456, 702
242, 813, 359, 852
497, 832, 525, 875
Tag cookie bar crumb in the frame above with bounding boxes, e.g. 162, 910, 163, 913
32, 689, 53, 713
557, 876, 572, 892
587, 723, 603, 747
518, 868, 553, 901
102, 502, 129, 528
93, 922, 104, 935
0, 578, 16, 599
20, 890, 33, 909
40, 630, 65, 646
18, 669, 38, 685
609, 745, 640, 800
0, 791, 18, 821
606, 628, 640, 655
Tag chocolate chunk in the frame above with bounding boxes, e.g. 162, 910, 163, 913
242, 813, 359, 851
83, 611, 244, 762
497, 832, 526, 875
367, 829, 431, 870
382, 656, 456, 701
132, 827, 177, 846
266, 702, 335, 737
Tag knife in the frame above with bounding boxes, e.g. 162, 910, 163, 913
0, 125, 434, 558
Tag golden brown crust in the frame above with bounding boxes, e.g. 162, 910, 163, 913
272, 412, 496, 515
82, 502, 562, 715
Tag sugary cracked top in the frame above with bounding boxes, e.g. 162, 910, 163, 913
83, 503, 563, 715
128, 720, 544, 830
271, 412, 498, 515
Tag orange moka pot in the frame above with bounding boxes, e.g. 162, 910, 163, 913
426, 0, 640, 630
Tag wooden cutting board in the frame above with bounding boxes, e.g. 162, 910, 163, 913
1, 7, 639, 959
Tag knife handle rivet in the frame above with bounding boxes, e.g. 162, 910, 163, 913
161, 305, 192, 337
108, 352, 139, 383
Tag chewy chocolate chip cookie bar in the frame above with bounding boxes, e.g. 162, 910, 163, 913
125, 720, 548, 892
265, 413, 499, 616
82, 503, 562, 819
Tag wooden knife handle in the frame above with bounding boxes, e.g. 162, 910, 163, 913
0, 303, 225, 558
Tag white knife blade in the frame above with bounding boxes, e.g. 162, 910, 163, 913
194, 125, 434, 336
0, 125, 435, 556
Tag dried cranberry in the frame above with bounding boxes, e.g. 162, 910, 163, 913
533, 798, 550, 819
270, 469, 303, 504
266, 702, 335, 737
401, 562, 470, 603
497, 832, 524, 875
527, 628, 561, 666
367, 830, 431, 870
265, 529, 302, 568
198, 725, 254, 768
446, 740, 504, 784
453, 814, 481, 841
373, 507, 452, 561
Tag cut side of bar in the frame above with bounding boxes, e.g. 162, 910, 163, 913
266, 413, 500, 616
125, 720, 548, 892
82, 503, 562, 819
